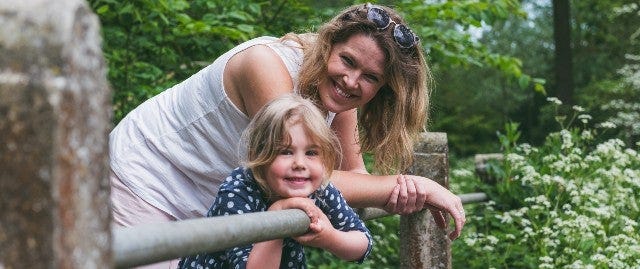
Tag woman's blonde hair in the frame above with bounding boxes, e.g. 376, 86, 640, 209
242, 94, 341, 199
285, 3, 432, 173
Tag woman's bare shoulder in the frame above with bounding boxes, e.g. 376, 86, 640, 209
224, 44, 294, 117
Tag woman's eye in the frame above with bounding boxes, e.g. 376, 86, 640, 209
365, 74, 379, 83
341, 56, 354, 66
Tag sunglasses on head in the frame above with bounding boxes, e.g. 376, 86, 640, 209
365, 3, 419, 49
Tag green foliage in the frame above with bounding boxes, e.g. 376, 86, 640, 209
88, 0, 321, 122
451, 99, 640, 268
395, 0, 545, 93
578, 53, 640, 146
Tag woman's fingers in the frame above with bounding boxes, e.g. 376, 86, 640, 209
403, 175, 417, 214
412, 176, 427, 212
397, 174, 408, 211
384, 184, 400, 213
449, 204, 466, 240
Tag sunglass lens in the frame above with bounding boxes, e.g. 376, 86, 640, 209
394, 24, 416, 48
367, 7, 390, 29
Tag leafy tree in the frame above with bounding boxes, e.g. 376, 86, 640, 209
88, 0, 320, 122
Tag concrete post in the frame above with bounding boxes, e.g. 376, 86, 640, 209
400, 132, 451, 269
0, 0, 112, 268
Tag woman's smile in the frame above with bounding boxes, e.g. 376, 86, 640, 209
318, 33, 386, 113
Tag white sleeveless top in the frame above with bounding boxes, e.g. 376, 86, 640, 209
109, 36, 334, 219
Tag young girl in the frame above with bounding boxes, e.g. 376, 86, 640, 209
178, 94, 372, 269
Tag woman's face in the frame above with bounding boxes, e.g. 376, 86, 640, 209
318, 33, 387, 113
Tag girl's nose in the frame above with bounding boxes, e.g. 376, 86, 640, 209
292, 155, 306, 170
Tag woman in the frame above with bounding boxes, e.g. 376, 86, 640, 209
109, 4, 465, 267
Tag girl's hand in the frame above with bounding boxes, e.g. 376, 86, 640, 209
384, 175, 466, 240
293, 212, 369, 262
269, 197, 322, 226
292, 209, 334, 248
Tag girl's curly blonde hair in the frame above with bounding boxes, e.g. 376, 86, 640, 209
242, 94, 341, 199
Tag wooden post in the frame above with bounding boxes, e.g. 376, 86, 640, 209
400, 132, 451, 269
0, 0, 112, 268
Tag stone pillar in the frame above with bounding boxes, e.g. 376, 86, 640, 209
0, 0, 112, 268
400, 132, 451, 269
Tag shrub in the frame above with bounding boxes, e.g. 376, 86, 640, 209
452, 98, 640, 268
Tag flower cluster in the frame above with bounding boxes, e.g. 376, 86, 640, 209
451, 99, 640, 268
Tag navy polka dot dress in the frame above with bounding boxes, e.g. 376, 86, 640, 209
178, 167, 373, 269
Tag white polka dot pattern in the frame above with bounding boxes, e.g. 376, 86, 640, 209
177, 167, 372, 269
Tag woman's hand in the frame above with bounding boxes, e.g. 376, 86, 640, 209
384, 174, 426, 214
384, 174, 466, 240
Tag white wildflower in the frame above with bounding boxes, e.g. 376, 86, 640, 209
547, 97, 562, 105
597, 121, 617, 129
581, 129, 594, 140
591, 254, 607, 263
578, 113, 591, 123
561, 129, 574, 149
452, 168, 474, 178
486, 235, 499, 245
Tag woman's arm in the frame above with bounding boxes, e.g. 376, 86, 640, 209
331, 110, 418, 213
331, 171, 466, 240
330, 171, 397, 208
331, 109, 368, 174
224, 44, 295, 118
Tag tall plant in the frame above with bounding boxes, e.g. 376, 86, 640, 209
451, 98, 640, 268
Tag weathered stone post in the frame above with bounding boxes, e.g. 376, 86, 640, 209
400, 132, 451, 269
0, 0, 112, 268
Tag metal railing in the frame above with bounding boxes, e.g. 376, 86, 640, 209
111, 133, 490, 268
113, 193, 488, 268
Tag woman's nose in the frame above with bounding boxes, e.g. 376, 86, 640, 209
343, 72, 359, 89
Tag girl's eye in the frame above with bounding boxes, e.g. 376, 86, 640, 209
306, 150, 320, 156
279, 149, 293, 155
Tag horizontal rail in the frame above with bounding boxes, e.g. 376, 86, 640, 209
113, 209, 309, 268
113, 193, 488, 268
460, 192, 489, 204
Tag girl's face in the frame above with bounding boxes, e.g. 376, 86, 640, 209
318, 33, 387, 113
266, 122, 325, 199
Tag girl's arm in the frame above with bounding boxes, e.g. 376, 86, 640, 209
270, 197, 371, 261
297, 224, 369, 261
246, 239, 283, 269
246, 197, 323, 269
295, 184, 371, 261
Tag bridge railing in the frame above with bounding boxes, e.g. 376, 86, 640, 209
112, 133, 488, 268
